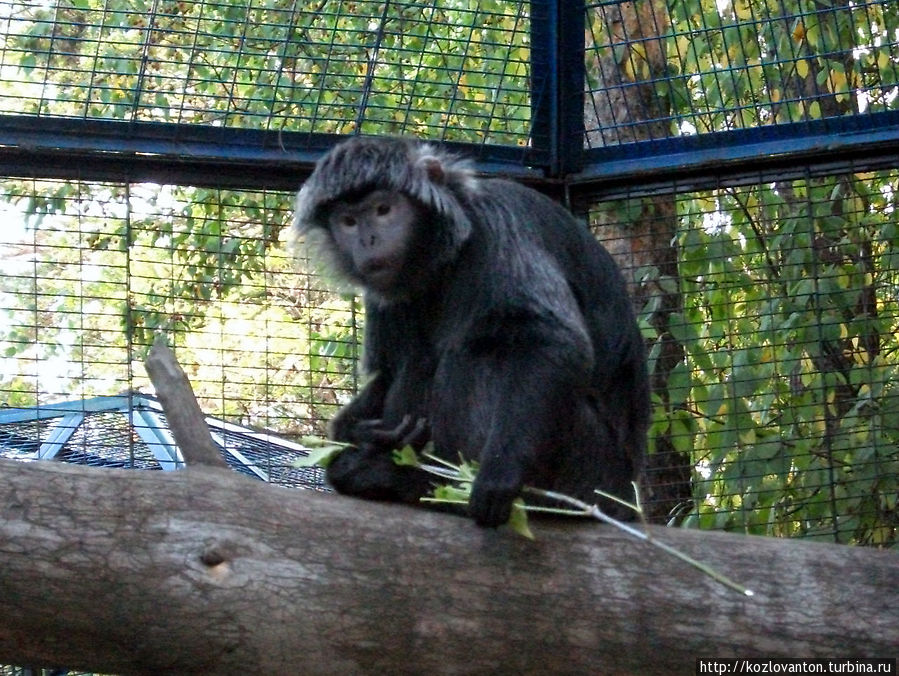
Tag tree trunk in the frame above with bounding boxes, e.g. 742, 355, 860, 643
585, 0, 693, 522
1, 458, 896, 675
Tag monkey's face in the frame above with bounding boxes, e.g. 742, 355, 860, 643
327, 189, 419, 294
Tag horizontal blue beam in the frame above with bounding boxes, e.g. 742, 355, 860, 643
0, 395, 142, 423
0, 116, 545, 191
574, 110, 899, 199
1, 111, 898, 196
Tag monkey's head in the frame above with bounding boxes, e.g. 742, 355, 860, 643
294, 137, 478, 301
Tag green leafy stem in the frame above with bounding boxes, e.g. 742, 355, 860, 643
298, 439, 754, 597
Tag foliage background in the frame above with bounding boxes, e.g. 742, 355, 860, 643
0, 0, 896, 546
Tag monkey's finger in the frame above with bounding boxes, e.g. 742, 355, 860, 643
400, 417, 430, 450
380, 414, 422, 445
358, 414, 415, 445
353, 418, 385, 432
469, 472, 521, 527
347, 418, 384, 444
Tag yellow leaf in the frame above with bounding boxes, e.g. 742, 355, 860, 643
829, 68, 847, 93
631, 42, 647, 63
507, 499, 534, 540
796, 58, 809, 79
734, 0, 751, 22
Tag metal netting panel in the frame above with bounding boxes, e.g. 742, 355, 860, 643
0, 1, 897, 551
214, 426, 327, 490
56, 409, 160, 469
0, 418, 50, 459
584, 0, 899, 148
0, 178, 356, 442
0, 1, 532, 146
587, 167, 899, 544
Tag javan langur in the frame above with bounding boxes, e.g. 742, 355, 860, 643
294, 137, 649, 527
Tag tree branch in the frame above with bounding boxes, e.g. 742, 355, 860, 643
144, 337, 229, 469
0, 458, 896, 674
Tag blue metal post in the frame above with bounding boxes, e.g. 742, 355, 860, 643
531, 0, 585, 178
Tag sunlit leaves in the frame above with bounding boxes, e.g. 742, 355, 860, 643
0, 0, 530, 143
663, 0, 899, 133
654, 175, 899, 545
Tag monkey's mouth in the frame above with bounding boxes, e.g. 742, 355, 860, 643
360, 259, 399, 288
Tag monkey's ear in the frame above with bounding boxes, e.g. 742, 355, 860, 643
418, 155, 446, 184
413, 146, 477, 193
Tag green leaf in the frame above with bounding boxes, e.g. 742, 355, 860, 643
392, 445, 421, 467
507, 499, 534, 540
430, 483, 470, 504
292, 444, 345, 469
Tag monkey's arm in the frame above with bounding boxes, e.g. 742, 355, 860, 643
326, 380, 431, 503
433, 304, 595, 527
471, 355, 583, 527
326, 370, 432, 502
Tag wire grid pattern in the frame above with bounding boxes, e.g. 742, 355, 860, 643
0, 178, 357, 443
0, 417, 48, 459
0, 411, 162, 468
3, 169, 896, 542
589, 168, 899, 544
211, 422, 327, 488
584, 0, 899, 147
150, 410, 327, 488
58, 409, 161, 469
0, 1, 531, 146
0, 1, 895, 549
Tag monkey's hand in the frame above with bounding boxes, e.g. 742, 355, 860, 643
468, 464, 524, 527
342, 415, 430, 453
325, 415, 432, 504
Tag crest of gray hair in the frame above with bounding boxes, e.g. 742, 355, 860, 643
291, 137, 479, 289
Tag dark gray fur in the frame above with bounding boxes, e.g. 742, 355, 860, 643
294, 136, 650, 526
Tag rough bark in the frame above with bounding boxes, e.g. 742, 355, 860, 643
0, 458, 896, 675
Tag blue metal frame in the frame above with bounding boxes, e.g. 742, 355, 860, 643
0, 2, 897, 193
574, 110, 899, 200
0, 395, 315, 480
0, 395, 184, 469
0, 116, 545, 191
530, 0, 586, 178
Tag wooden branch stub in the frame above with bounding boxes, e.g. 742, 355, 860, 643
144, 338, 229, 469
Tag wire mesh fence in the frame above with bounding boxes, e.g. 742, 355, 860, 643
587, 168, 899, 544
0, 1, 532, 146
0, 0, 897, 550
0, 179, 355, 438
583, 0, 899, 147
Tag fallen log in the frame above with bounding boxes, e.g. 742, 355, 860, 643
0, 457, 896, 674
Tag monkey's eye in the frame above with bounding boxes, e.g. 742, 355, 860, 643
341, 215, 357, 227
376, 203, 391, 216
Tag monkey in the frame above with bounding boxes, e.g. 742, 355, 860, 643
294, 136, 650, 527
